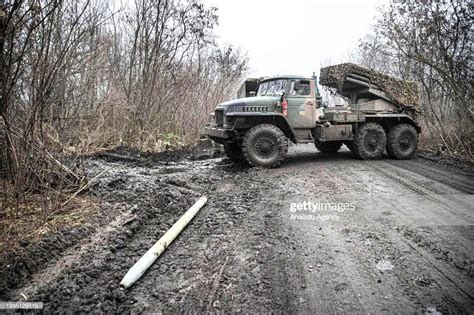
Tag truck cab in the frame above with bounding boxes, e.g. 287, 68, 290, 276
206, 75, 322, 144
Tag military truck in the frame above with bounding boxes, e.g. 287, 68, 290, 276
204, 63, 421, 168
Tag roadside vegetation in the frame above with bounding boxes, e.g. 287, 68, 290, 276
355, 0, 472, 160
0, 0, 247, 254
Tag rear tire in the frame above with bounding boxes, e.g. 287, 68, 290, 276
224, 142, 245, 163
242, 124, 288, 168
315, 139, 342, 154
386, 124, 418, 159
352, 122, 386, 160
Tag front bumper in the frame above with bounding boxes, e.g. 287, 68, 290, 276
203, 125, 235, 143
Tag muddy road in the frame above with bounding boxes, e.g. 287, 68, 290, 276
2, 144, 473, 313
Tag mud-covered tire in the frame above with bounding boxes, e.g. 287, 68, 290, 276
223, 142, 245, 163
315, 139, 342, 154
386, 124, 418, 159
352, 122, 386, 160
242, 124, 288, 168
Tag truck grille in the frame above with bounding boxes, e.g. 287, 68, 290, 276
215, 109, 224, 126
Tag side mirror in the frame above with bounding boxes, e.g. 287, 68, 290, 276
249, 91, 256, 97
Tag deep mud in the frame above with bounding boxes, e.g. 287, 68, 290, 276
1, 144, 473, 313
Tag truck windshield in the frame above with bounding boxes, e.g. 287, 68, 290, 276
257, 79, 288, 96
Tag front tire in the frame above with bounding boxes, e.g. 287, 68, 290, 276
224, 142, 245, 163
386, 124, 418, 159
352, 122, 386, 160
315, 139, 342, 154
242, 124, 288, 168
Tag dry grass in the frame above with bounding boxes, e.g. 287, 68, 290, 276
418, 120, 473, 163
0, 183, 100, 261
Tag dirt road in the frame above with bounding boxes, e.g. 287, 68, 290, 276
2, 145, 473, 313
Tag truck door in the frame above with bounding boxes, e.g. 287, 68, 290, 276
286, 79, 316, 128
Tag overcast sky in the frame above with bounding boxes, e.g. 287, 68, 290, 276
202, 0, 390, 78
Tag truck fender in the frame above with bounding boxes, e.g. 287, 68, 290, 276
228, 113, 296, 142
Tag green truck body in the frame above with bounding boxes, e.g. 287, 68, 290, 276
204, 64, 421, 168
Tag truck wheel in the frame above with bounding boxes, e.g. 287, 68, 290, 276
352, 122, 386, 159
242, 124, 288, 168
315, 139, 342, 154
386, 124, 418, 159
224, 142, 245, 163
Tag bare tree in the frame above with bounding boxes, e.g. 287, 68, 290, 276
0, 0, 247, 219
357, 0, 473, 159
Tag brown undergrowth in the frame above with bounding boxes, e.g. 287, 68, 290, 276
0, 181, 100, 262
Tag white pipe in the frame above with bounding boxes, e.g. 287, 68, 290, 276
120, 196, 208, 289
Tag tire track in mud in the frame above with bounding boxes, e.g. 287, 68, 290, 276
351, 161, 473, 286
234, 150, 373, 313
347, 196, 474, 312
5, 156, 306, 313
322, 225, 418, 313
367, 161, 473, 222
291, 225, 364, 314
321, 196, 471, 313
10, 206, 137, 301
386, 159, 473, 194
363, 162, 474, 292
332, 222, 473, 314
281, 167, 416, 313
357, 169, 473, 312
355, 162, 473, 243
3, 145, 473, 312
277, 146, 473, 313
273, 153, 390, 313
